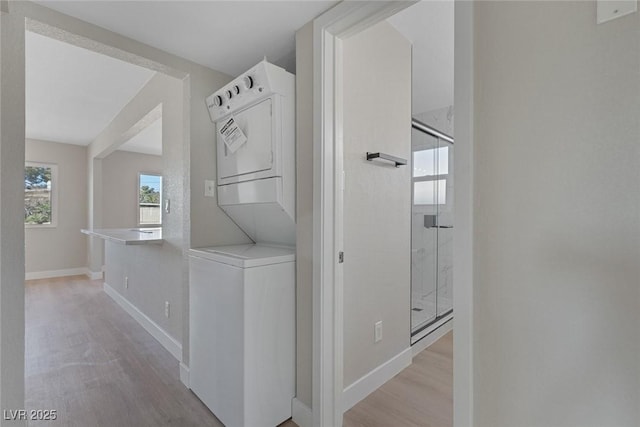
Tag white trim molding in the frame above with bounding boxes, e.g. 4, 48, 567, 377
87, 269, 104, 280
179, 362, 190, 388
25, 267, 89, 281
292, 398, 313, 427
103, 282, 182, 361
342, 348, 412, 412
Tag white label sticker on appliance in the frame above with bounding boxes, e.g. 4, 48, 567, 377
219, 116, 247, 154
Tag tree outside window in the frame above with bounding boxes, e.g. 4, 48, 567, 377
25, 163, 57, 226
139, 173, 162, 226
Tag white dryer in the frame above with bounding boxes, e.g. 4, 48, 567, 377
206, 60, 295, 247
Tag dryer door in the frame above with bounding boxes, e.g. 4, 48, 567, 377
217, 98, 274, 182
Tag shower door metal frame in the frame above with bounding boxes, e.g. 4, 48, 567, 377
410, 118, 454, 342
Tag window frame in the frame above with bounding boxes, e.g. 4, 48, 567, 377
413, 176, 448, 206
412, 145, 450, 210
24, 161, 59, 228
137, 172, 162, 227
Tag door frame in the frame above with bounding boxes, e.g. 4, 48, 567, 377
310, 1, 475, 426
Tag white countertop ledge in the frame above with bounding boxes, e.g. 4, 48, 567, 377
81, 228, 163, 245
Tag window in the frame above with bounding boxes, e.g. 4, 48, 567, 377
413, 146, 448, 206
138, 173, 162, 226
24, 162, 58, 227
414, 179, 447, 205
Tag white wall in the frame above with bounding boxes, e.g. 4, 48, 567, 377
473, 2, 640, 426
342, 21, 411, 387
25, 139, 87, 275
104, 240, 182, 344
101, 150, 161, 228
188, 65, 252, 250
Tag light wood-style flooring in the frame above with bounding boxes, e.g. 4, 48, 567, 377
26, 275, 224, 427
26, 275, 452, 427
343, 331, 453, 427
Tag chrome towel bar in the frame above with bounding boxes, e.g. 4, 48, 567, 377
366, 152, 407, 167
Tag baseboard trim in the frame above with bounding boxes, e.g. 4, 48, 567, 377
412, 318, 453, 357
87, 270, 103, 280
292, 398, 312, 427
342, 347, 412, 412
25, 267, 89, 280
179, 362, 190, 388
103, 282, 182, 361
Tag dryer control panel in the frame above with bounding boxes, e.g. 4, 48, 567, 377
206, 61, 291, 123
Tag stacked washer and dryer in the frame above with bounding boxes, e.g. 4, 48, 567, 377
188, 61, 296, 427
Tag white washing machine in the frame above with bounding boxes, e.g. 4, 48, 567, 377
189, 244, 294, 427
190, 61, 296, 427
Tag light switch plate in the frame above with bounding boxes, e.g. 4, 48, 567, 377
597, 0, 637, 24
374, 321, 383, 343
204, 180, 216, 197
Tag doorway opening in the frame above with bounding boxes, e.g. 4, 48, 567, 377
310, 0, 473, 425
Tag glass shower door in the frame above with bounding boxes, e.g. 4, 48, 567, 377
410, 121, 453, 337
411, 129, 439, 333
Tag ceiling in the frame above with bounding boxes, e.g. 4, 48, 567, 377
117, 117, 163, 156
27, 1, 451, 151
34, 0, 339, 76
26, 30, 155, 146
388, 0, 454, 115
28, 0, 339, 152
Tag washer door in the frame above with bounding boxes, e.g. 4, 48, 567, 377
217, 97, 274, 181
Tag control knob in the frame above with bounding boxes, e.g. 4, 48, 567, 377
243, 75, 254, 89
211, 95, 223, 107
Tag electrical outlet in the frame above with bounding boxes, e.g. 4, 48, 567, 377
124, 276, 128, 289
165, 301, 170, 318
204, 180, 216, 197
374, 321, 383, 343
